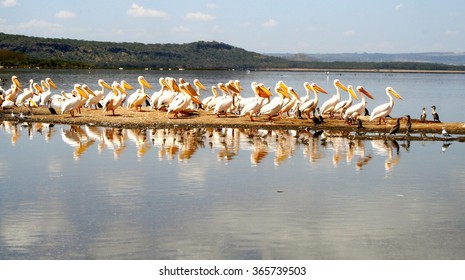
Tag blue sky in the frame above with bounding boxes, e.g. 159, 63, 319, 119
1, 0, 464, 54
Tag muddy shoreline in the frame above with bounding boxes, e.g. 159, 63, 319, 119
2, 107, 465, 141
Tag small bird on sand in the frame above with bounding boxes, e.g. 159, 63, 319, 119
432, 105, 440, 122
405, 115, 412, 135
420, 107, 427, 123
442, 127, 451, 138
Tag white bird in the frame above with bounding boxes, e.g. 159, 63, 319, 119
127, 76, 152, 111
370, 87, 403, 124
150, 77, 169, 110
39, 77, 58, 107
61, 84, 88, 117
213, 82, 238, 117
343, 86, 374, 122
103, 82, 127, 115
280, 86, 301, 117
157, 77, 179, 110
333, 84, 358, 119
240, 82, 271, 121
202, 85, 219, 110
298, 82, 328, 119
167, 82, 202, 118
320, 79, 348, 117
86, 79, 111, 109
259, 82, 291, 122
4, 76, 22, 102
442, 127, 451, 138
16, 82, 42, 106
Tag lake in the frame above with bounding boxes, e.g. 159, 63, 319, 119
1, 69, 465, 259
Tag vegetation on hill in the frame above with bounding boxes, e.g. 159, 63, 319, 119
1, 32, 464, 71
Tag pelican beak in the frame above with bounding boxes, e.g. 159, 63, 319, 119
170, 79, 180, 92
211, 86, 218, 98
288, 87, 301, 101
121, 80, 134, 91
140, 77, 152, 89
76, 86, 89, 99
358, 86, 374, 100
234, 80, 243, 91
336, 80, 348, 92
194, 79, 206, 91
276, 86, 290, 98
312, 83, 328, 94
348, 86, 358, 100
226, 82, 240, 95
278, 81, 289, 93
389, 87, 403, 100
83, 85, 96, 96
48, 78, 58, 89
12, 76, 22, 89
256, 84, 272, 98
184, 83, 198, 96
102, 80, 112, 90
33, 83, 44, 93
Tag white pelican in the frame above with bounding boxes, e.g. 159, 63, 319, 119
39, 78, 58, 107
280, 87, 301, 117
320, 79, 348, 116
61, 84, 88, 117
298, 82, 328, 119
213, 82, 236, 117
78, 84, 95, 113
127, 76, 152, 111
202, 85, 219, 110
185, 79, 206, 109
150, 77, 169, 109
16, 82, 43, 106
240, 82, 271, 121
86, 79, 111, 109
333, 84, 358, 119
369, 87, 403, 124
4, 76, 22, 102
259, 83, 291, 122
103, 82, 127, 115
157, 77, 179, 110
343, 86, 374, 122
167, 82, 203, 118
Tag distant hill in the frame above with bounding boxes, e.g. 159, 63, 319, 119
270, 52, 465, 66
1, 32, 464, 71
0, 32, 293, 70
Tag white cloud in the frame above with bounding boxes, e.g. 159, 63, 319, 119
55, 10, 77, 19
395, 3, 404, 11
184, 12, 215, 21
1, 0, 17, 7
344, 29, 356, 36
262, 19, 278, 28
172, 26, 190, 33
127, 3, 167, 18
445, 30, 458, 36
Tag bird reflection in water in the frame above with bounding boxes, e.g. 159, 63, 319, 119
2, 121, 457, 172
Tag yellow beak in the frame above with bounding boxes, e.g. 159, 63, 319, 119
47, 78, 58, 89
335, 80, 348, 92
347, 86, 358, 100
194, 79, 206, 91
139, 76, 152, 89
388, 87, 402, 100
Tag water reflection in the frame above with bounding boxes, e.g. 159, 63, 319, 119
1, 120, 458, 172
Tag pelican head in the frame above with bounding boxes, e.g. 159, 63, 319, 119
12, 76, 22, 89
194, 79, 206, 91
138, 76, 152, 89
98, 79, 112, 90
357, 86, 374, 99
287, 87, 301, 101
386, 87, 402, 99
347, 85, 358, 100
310, 83, 328, 94
121, 80, 134, 91
334, 79, 348, 91
46, 78, 58, 89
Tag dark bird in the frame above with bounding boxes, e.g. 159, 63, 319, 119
420, 107, 427, 123
357, 119, 364, 129
405, 115, 412, 135
431, 105, 440, 122
389, 118, 401, 135
48, 107, 57, 115
311, 109, 322, 125
364, 108, 370, 116
316, 107, 325, 123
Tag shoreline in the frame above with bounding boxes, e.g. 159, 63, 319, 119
2, 107, 465, 141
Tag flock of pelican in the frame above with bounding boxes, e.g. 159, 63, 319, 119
0, 75, 405, 126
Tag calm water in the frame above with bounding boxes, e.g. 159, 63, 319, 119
1, 69, 465, 259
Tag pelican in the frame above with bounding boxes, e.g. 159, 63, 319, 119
186, 79, 206, 109
86, 79, 111, 109
333, 84, 358, 119
320, 79, 348, 116
343, 86, 374, 123
61, 84, 88, 117
213, 82, 237, 117
157, 77, 179, 110
369, 87, 403, 124
150, 77, 170, 110
4, 76, 22, 102
78, 84, 95, 113
127, 76, 152, 111
167, 82, 202, 118
298, 82, 328, 119
39, 78, 58, 107
204, 85, 220, 110
280, 87, 301, 117
103, 82, 127, 115
16, 82, 43, 106
259, 83, 291, 122
240, 82, 271, 121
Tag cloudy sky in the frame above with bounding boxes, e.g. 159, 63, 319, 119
1, 0, 464, 54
